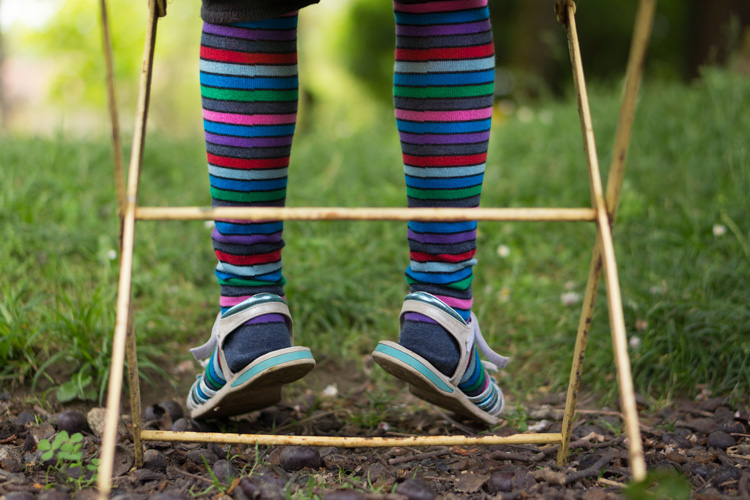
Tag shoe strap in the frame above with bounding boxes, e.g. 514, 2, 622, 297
190, 294, 294, 377
400, 292, 509, 385
469, 311, 510, 371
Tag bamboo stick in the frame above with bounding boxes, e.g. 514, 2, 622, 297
556, 0, 656, 471
560, 0, 646, 481
97, 3, 160, 498
98, 0, 125, 219
605, 0, 656, 220
135, 206, 597, 222
125, 308, 144, 469
140, 430, 563, 447
557, 237, 602, 466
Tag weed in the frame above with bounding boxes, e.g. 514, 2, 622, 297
623, 469, 691, 500
37, 431, 99, 490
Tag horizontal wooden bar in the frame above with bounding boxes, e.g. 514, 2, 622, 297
140, 430, 563, 447
135, 207, 596, 222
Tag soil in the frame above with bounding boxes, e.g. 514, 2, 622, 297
0, 360, 748, 500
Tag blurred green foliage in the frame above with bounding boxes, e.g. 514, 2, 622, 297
3, 0, 747, 133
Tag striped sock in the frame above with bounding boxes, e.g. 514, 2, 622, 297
201, 14, 299, 374
393, 0, 494, 379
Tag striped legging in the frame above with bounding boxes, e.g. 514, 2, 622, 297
200, 1, 493, 318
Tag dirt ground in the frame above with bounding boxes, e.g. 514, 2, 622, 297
0, 360, 748, 500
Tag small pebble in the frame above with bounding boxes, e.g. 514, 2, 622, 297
0, 445, 24, 473
487, 471, 514, 493
235, 475, 285, 500
12, 410, 36, 433
707, 464, 742, 485
234, 477, 262, 500
698, 397, 726, 412
4, 491, 36, 500
365, 462, 389, 482
134, 469, 167, 482
171, 418, 199, 432
706, 431, 735, 449
73, 489, 98, 500
681, 461, 714, 479
158, 400, 184, 421
279, 446, 321, 471
39, 489, 73, 500
144, 404, 166, 422
153, 492, 191, 500
0, 390, 11, 401
717, 420, 745, 434
662, 432, 693, 449
395, 479, 437, 500
714, 407, 734, 422
685, 418, 716, 434
56, 411, 90, 434
321, 490, 365, 500
143, 449, 167, 472
212, 459, 238, 484
187, 448, 219, 466
86, 408, 107, 437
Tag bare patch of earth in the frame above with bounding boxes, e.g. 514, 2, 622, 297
0, 360, 748, 499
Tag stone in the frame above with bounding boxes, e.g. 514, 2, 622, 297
395, 479, 436, 500
699, 397, 726, 412
717, 420, 745, 434
114, 444, 134, 477
187, 448, 219, 466
56, 411, 90, 434
153, 492, 192, 500
159, 400, 184, 421
321, 491, 366, 500
453, 471, 489, 493
12, 411, 36, 433
212, 459, 238, 484
713, 407, 734, 422
684, 418, 716, 435
38, 489, 73, 500
708, 465, 742, 485
171, 418, 200, 432
144, 404, 165, 422
682, 461, 714, 479
487, 471, 514, 493
706, 431, 735, 449
4, 492, 35, 500
662, 432, 693, 449
234, 475, 285, 500
86, 408, 106, 437
0, 445, 24, 473
143, 449, 168, 472
279, 446, 321, 471
39, 489, 72, 500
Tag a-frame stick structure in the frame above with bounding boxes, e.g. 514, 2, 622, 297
95, 1, 656, 497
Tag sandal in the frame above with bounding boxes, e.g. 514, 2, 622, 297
372, 292, 509, 425
186, 293, 315, 419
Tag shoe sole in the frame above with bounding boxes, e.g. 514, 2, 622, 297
372, 341, 500, 426
190, 346, 315, 420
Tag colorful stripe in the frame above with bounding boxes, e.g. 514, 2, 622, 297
201, 15, 298, 314
395, 0, 493, 321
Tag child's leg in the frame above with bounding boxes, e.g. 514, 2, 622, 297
394, 0, 494, 380
201, 14, 299, 373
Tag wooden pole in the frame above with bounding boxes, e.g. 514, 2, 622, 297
141, 430, 563, 447
98, 0, 125, 219
134, 206, 597, 222
97, 2, 159, 497
556, 0, 646, 481
556, 0, 656, 473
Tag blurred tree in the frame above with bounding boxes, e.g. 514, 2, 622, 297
0, 0, 7, 130
688, 0, 750, 78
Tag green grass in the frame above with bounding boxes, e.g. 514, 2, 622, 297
1, 68, 748, 408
